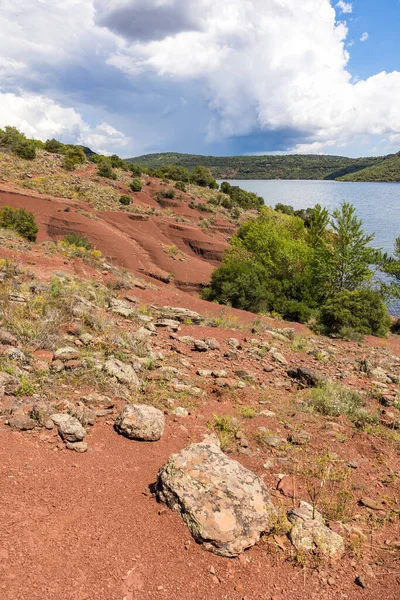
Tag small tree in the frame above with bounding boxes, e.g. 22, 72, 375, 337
326, 201, 376, 293
119, 195, 132, 206
98, 158, 116, 179
190, 166, 217, 189
45, 139, 66, 154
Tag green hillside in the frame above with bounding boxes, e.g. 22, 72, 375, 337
126, 152, 384, 181
338, 152, 400, 182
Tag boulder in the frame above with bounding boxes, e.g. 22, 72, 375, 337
50, 413, 87, 442
156, 441, 277, 557
287, 366, 326, 387
8, 415, 37, 431
114, 404, 165, 441
288, 501, 344, 558
104, 359, 140, 387
0, 372, 22, 395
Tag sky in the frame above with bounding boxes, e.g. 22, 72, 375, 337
1, 0, 400, 158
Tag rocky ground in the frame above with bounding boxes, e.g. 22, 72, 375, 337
0, 151, 399, 599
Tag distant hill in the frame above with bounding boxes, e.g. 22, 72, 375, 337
338, 152, 400, 182
126, 152, 388, 181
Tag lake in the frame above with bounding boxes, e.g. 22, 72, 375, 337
218, 179, 400, 315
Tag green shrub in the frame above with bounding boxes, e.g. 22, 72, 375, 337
160, 188, 175, 199
110, 154, 124, 169
119, 195, 132, 206
0, 206, 38, 241
63, 147, 86, 171
280, 299, 312, 324
318, 289, 390, 337
63, 233, 92, 250
130, 179, 142, 192
190, 166, 218, 189
175, 180, 187, 192
14, 140, 36, 160
129, 163, 142, 176
98, 159, 116, 179
45, 139, 66, 154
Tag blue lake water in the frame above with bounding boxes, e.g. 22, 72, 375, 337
218, 179, 400, 315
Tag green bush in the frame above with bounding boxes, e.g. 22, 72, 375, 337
119, 195, 132, 206
318, 289, 390, 337
98, 159, 116, 180
63, 233, 92, 250
14, 140, 36, 160
307, 382, 374, 427
110, 154, 124, 169
280, 299, 312, 323
129, 163, 142, 177
190, 166, 218, 189
63, 147, 86, 171
175, 180, 187, 192
158, 188, 175, 199
130, 179, 142, 192
0, 206, 38, 241
45, 139, 67, 154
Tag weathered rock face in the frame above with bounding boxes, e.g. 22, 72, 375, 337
288, 501, 344, 558
156, 441, 277, 557
114, 404, 165, 441
54, 347, 80, 362
50, 414, 87, 442
104, 359, 140, 387
108, 298, 135, 318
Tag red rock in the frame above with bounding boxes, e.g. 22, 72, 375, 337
277, 475, 295, 498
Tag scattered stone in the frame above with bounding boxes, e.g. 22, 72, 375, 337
8, 415, 37, 431
43, 419, 55, 430
212, 369, 227, 378
54, 347, 80, 361
66, 441, 88, 453
270, 351, 287, 366
156, 306, 204, 324
0, 372, 22, 395
205, 338, 220, 350
263, 365, 274, 373
260, 409, 276, 418
50, 359, 64, 373
355, 575, 366, 589
287, 366, 326, 387
215, 378, 245, 390
359, 497, 384, 511
277, 476, 295, 498
193, 339, 209, 352
156, 441, 277, 557
80, 333, 93, 345
379, 394, 395, 407
104, 359, 140, 387
155, 319, 180, 331
108, 298, 135, 318
0, 329, 18, 345
172, 407, 189, 418
227, 338, 241, 349
288, 501, 345, 558
262, 435, 286, 448
235, 370, 255, 381
51, 414, 86, 442
197, 369, 213, 377
114, 404, 165, 441
288, 430, 311, 446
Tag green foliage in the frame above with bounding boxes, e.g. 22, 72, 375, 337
318, 289, 390, 337
14, 140, 36, 160
128, 163, 143, 176
158, 188, 175, 199
125, 151, 383, 181
220, 181, 264, 210
119, 194, 132, 206
175, 180, 187, 192
63, 232, 92, 250
327, 201, 375, 293
110, 154, 125, 169
339, 152, 400, 182
0, 126, 37, 159
0, 206, 38, 241
97, 158, 116, 180
130, 179, 142, 192
45, 138, 67, 154
153, 165, 190, 182
190, 165, 218, 188
63, 146, 86, 171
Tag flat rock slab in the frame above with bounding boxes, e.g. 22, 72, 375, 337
156, 441, 277, 557
114, 404, 165, 441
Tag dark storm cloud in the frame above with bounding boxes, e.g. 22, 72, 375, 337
94, 0, 201, 43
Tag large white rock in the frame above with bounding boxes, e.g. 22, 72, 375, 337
114, 404, 165, 441
156, 441, 277, 557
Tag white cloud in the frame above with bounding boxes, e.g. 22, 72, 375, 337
360, 32, 369, 42
0, 90, 129, 153
104, 0, 400, 153
336, 1, 353, 14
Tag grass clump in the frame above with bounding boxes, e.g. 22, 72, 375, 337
306, 382, 375, 427
209, 414, 240, 452
63, 232, 92, 250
